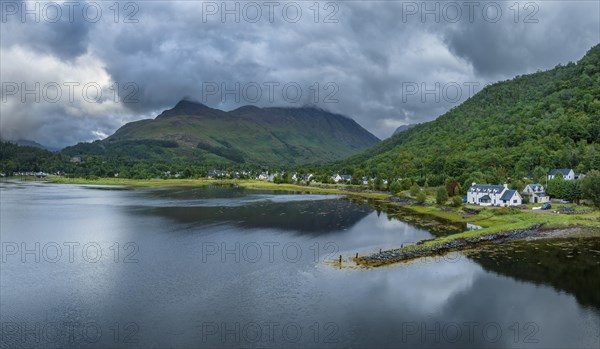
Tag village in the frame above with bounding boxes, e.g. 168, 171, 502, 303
201, 167, 588, 209
5, 165, 594, 212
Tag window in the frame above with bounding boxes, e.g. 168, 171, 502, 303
513, 199, 517, 203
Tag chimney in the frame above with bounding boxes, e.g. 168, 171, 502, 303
472, 182, 476, 186
503, 183, 508, 188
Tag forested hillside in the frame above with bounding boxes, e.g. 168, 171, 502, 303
334, 44, 600, 186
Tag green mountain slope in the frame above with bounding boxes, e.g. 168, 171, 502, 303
337, 44, 600, 185
63, 101, 380, 166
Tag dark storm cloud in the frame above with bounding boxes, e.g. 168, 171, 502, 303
1, 0, 599, 148
442, 1, 600, 77
1, 0, 92, 60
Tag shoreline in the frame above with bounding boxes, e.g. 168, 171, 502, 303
353, 225, 600, 267
40, 176, 395, 200
9, 177, 600, 263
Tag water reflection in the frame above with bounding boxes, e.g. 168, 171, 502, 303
1, 182, 598, 348
139, 199, 371, 234
365, 199, 466, 236
467, 238, 600, 310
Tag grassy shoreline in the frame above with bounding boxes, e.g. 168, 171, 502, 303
353, 225, 600, 267
24, 177, 600, 264
44, 176, 392, 199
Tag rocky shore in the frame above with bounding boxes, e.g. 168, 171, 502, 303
355, 224, 548, 267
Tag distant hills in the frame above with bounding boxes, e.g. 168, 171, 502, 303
0, 139, 59, 151
337, 44, 600, 184
392, 124, 417, 137
63, 101, 380, 166
5, 44, 600, 181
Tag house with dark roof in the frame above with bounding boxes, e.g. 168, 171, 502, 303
362, 176, 370, 186
208, 170, 229, 178
301, 173, 314, 182
522, 184, 550, 204
548, 169, 575, 181
500, 190, 522, 206
467, 183, 522, 207
329, 174, 342, 183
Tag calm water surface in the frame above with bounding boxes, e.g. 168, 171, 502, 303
1, 182, 599, 348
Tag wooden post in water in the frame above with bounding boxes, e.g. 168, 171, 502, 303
339, 255, 342, 265
355, 252, 358, 259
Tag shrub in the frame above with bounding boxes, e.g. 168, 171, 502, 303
416, 191, 427, 204
400, 178, 413, 190
389, 181, 401, 195
582, 170, 600, 207
452, 196, 462, 207
409, 183, 420, 197
436, 186, 449, 204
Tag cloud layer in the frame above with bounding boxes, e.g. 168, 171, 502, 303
1, 0, 599, 148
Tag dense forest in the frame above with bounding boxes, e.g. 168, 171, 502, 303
0, 140, 260, 179
329, 44, 600, 187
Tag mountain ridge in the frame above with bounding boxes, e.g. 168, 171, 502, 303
65, 101, 380, 166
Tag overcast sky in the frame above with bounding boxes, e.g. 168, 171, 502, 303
1, 0, 599, 148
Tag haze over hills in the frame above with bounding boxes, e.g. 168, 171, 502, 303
392, 124, 417, 137
0, 139, 58, 151
335, 44, 600, 184
62, 101, 380, 166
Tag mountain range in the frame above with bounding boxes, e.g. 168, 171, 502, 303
63, 101, 380, 166
4, 44, 599, 181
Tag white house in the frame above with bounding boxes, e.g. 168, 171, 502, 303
548, 169, 575, 181
257, 172, 269, 180
499, 189, 522, 206
522, 184, 550, 204
467, 183, 522, 207
208, 170, 229, 178
329, 174, 342, 183
301, 173, 313, 182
